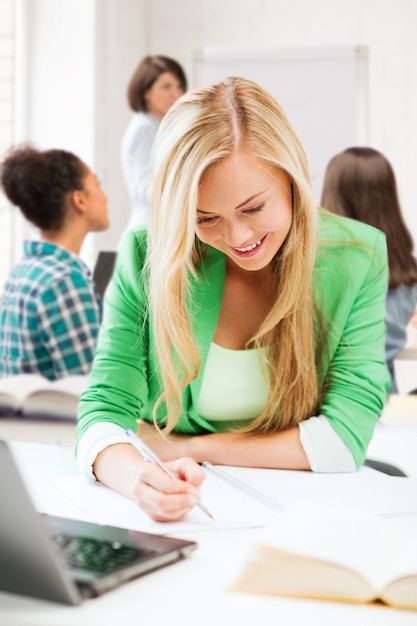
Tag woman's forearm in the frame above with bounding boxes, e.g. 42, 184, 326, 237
93, 443, 146, 499
189, 426, 311, 470
134, 420, 310, 470
92, 441, 206, 522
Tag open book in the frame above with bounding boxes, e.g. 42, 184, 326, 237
0, 374, 87, 421
228, 500, 417, 610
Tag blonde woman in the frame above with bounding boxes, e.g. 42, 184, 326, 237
78, 77, 390, 521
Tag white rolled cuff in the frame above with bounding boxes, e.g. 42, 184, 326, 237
298, 415, 356, 473
76, 422, 132, 482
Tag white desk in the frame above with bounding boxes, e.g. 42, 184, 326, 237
367, 395, 417, 478
394, 347, 417, 394
1, 441, 417, 626
0, 417, 76, 446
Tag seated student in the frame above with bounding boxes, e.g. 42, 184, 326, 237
321, 147, 417, 393
0, 145, 110, 380
77, 77, 390, 522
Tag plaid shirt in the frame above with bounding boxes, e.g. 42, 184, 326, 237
0, 241, 103, 380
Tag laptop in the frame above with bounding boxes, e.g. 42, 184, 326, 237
92, 251, 117, 298
0, 440, 197, 605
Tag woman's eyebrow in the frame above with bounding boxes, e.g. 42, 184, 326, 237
197, 190, 268, 214
235, 190, 268, 210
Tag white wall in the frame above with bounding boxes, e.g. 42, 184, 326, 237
16, 0, 148, 265
145, 0, 417, 248
92, 0, 149, 257
0, 0, 14, 284
19, 0, 417, 261
16, 0, 97, 264
24, 1, 95, 160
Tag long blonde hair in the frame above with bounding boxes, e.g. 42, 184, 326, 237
147, 76, 322, 434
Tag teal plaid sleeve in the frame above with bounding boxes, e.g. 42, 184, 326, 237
37, 272, 102, 378
0, 241, 103, 380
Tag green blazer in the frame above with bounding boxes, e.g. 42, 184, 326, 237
78, 210, 390, 469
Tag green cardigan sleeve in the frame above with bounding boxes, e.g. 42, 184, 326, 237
77, 226, 156, 443
77, 227, 225, 446
314, 212, 391, 468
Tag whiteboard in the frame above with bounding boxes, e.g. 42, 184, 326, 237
192, 46, 369, 203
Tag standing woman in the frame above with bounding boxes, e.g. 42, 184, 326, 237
0, 145, 110, 380
121, 55, 187, 228
78, 78, 390, 522
321, 147, 417, 392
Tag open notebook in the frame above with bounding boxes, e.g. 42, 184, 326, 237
0, 440, 197, 605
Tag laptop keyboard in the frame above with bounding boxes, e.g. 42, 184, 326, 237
52, 533, 156, 573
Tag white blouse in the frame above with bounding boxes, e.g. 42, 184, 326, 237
120, 111, 159, 228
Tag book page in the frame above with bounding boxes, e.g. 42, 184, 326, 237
382, 571, 417, 609
247, 501, 416, 594
218, 465, 417, 515
381, 537, 417, 608
22, 375, 88, 420
0, 374, 48, 412
45, 468, 282, 535
229, 544, 377, 603
48, 375, 88, 395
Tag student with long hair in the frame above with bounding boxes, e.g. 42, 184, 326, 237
78, 78, 390, 522
321, 147, 417, 392
0, 145, 109, 379
121, 55, 187, 228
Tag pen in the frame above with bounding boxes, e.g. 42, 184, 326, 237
125, 429, 214, 520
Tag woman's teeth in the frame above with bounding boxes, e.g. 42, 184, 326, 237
233, 238, 262, 252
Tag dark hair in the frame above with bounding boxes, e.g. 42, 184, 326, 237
321, 146, 417, 288
0, 145, 87, 230
127, 55, 187, 112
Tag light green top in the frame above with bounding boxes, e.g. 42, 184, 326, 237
197, 343, 269, 431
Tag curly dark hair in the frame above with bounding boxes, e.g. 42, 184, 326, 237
0, 144, 87, 230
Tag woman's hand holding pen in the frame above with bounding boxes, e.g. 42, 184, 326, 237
131, 456, 205, 522
129, 421, 205, 521
93, 437, 205, 522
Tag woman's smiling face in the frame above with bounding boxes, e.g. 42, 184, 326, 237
196, 151, 293, 273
